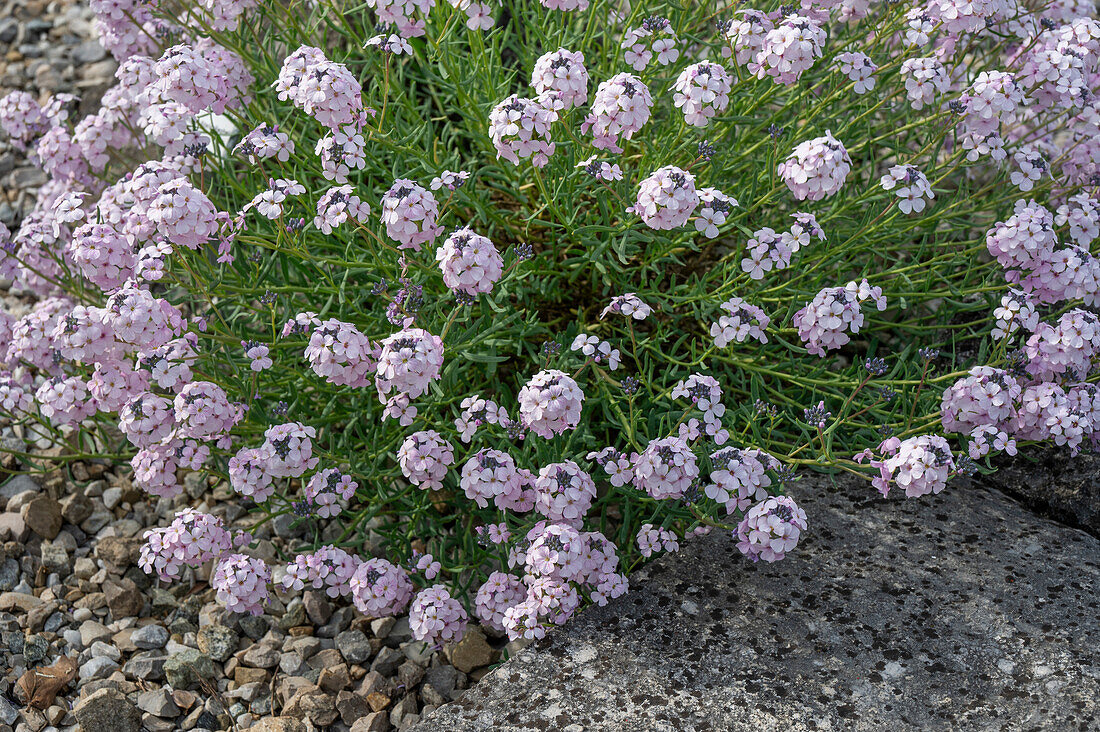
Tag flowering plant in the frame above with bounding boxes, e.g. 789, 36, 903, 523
1, 0, 1098, 644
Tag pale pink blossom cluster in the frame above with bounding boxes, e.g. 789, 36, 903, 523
900, 57, 950, 110
793, 279, 887, 356
212, 554, 271, 615
531, 48, 589, 110
280, 546, 359, 597
365, 0, 435, 38
488, 95, 558, 168
778, 132, 851, 201
755, 15, 826, 85
380, 179, 443, 250
304, 468, 358, 518
600, 293, 652, 320
314, 186, 371, 234
834, 52, 876, 93
0, 91, 49, 149
139, 509, 235, 581
968, 425, 1017, 460
710, 296, 771, 347
621, 17, 680, 71
349, 558, 414, 617
436, 228, 504, 295
1011, 148, 1048, 192
940, 367, 1022, 434
228, 446, 276, 501
1024, 309, 1100, 382
174, 381, 241, 440
960, 71, 1026, 136
118, 392, 174, 447
632, 436, 700, 500
671, 373, 729, 443
35, 377, 96, 427
735, 495, 808, 562
636, 524, 679, 557
538, 0, 589, 10
502, 523, 626, 639
584, 73, 653, 152
410, 585, 469, 643
274, 46, 364, 129
741, 212, 825, 279
398, 430, 456, 490
460, 449, 525, 509
865, 435, 956, 498
570, 335, 621, 370
68, 223, 135, 291
475, 572, 526, 632
151, 41, 253, 115
376, 327, 445, 401
235, 124, 295, 163
991, 289, 1039, 340
672, 62, 732, 127
630, 166, 699, 230
147, 178, 220, 251
986, 199, 1100, 305
693, 188, 737, 238
262, 421, 319, 478
705, 446, 775, 514
724, 10, 773, 71
304, 319, 378, 388
534, 461, 597, 523
517, 369, 585, 438
454, 394, 508, 442
880, 165, 935, 214
1055, 193, 1100, 246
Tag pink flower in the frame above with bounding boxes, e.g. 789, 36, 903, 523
262, 422, 319, 478
518, 369, 584, 438
436, 228, 504, 295
212, 554, 270, 615
630, 166, 699, 230
631, 436, 699, 500
488, 95, 558, 168
228, 446, 275, 502
282, 545, 359, 597
736, 495, 808, 562
672, 62, 731, 127
398, 430, 455, 490
349, 558, 413, 617
534, 461, 597, 524
583, 73, 653, 153
636, 524, 679, 558
531, 48, 588, 110
778, 131, 851, 201
475, 572, 525, 632
375, 327, 445, 400
410, 585, 468, 644
380, 179, 443, 250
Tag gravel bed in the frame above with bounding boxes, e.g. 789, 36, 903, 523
0, 3, 511, 731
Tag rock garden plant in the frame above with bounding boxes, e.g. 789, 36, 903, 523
1, 0, 1098, 651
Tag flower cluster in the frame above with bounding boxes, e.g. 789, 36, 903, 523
488, 95, 559, 168
793, 279, 887, 356
735, 495, 808, 562
518, 370, 585, 438
672, 63, 732, 127
436, 228, 504, 295
630, 166, 699, 230
778, 132, 851, 201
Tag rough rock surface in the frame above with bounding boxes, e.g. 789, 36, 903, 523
987, 448, 1100, 537
411, 476, 1100, 731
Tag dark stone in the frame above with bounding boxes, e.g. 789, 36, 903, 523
985, 448, 1100, 537
411, 476, 1100, 731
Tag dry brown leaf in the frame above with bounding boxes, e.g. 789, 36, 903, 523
17, 655, 77, 710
